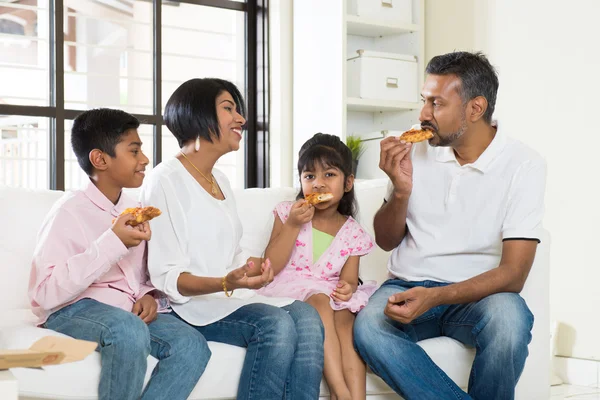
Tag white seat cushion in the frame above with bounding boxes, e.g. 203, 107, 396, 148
0, 311, 474, 399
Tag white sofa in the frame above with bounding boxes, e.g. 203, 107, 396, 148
0, 179, 549, 399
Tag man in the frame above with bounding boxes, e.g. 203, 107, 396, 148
354, 51, 546, 400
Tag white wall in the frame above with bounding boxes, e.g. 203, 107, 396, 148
269, 0, 294, 188
292, 0, 345, 185
426, 0, 600, 360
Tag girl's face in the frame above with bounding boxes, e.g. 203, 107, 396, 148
215, 91, 246, 152
301, 161, 354, 211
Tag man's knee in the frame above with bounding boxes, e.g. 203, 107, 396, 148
354, 300, 388, 351
477, 293, 534, 348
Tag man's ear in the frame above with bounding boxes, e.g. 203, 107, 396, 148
468, 96, 488, 122
89, 149, 108, 171
345, 174, 355, 192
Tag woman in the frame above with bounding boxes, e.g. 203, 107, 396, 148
141, 78, 324, 400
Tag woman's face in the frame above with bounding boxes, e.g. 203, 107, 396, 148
215, 91, 246, 152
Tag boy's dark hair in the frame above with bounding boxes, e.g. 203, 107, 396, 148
71, 108, 140, 176
297, 133, 357, 218
425, 51, 499, 123
164, 78, 246, 148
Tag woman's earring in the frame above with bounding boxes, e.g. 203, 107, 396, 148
194, 136, 200, 151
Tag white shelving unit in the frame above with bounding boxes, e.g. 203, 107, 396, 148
346, 15, 419, 37
344, 0, 425, 180
292, 0, 425, 180
346, 97, 421, 113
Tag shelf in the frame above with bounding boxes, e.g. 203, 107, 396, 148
346, 15, 419, 37
346, 97, 420, 112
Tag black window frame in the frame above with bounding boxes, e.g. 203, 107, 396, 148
0, 0, 269, 190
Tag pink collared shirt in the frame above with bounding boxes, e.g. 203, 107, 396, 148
29, 181, 166, 325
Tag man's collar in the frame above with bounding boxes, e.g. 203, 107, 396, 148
434, 125, 506, 173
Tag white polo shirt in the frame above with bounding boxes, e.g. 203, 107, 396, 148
385, 128, 546, 283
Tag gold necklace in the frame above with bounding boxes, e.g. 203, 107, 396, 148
180, 151, 219, 197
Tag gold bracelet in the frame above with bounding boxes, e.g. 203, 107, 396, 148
222, 276, 234, 297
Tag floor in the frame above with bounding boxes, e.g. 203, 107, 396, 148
552, 385, 600, 399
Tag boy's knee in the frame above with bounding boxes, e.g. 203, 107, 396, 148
103, 313, 150, 353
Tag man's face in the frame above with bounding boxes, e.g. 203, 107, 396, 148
419, 74, 468, 147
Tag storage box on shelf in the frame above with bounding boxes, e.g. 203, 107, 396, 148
292, 0, 424, 179
347, 0, 413, 23
345, 0, 425, 179
347, 50, 418, 103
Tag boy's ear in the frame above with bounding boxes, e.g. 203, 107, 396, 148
89, 149, 109, 171
344, 174, 355, 192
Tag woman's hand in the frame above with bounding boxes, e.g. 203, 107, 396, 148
226, 258, 274, 290
245, 257, 265, 277
286, 200, 314, 228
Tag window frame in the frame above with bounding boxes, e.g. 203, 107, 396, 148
0, 0, 269, 190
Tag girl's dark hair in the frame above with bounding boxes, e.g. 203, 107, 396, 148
164, 78, 246, 147
297, 133, 357, 218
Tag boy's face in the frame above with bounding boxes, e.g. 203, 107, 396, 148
105, 129, 149, 189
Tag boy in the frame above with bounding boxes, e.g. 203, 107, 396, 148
28, 108, 210, 400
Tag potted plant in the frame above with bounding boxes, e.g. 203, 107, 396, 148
346, 135, 365, 177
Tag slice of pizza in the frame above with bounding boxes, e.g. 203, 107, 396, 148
400, 128, 434, 143
305, 192, 334, 205
120, 206, 162, 227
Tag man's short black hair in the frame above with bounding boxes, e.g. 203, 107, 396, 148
164, 78, 246, 148
71, 108, 140, 176
426, 51, 499, 123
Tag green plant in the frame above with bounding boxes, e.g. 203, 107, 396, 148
346, 135, 365, 161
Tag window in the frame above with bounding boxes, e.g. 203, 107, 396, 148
0, 115, 49, 188
0, 0, 269, 191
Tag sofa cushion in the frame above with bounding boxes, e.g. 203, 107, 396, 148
233, 187, 297, 258
0, 313, 476, 399
0, 317, 404, 399
0, 187, 64, 311
0, 182, 548, 399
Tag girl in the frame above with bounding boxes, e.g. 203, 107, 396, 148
258, 133, 377, 400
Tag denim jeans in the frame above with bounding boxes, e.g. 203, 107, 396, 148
354, 279, 534, 400
176, 300, 324, 400
45, 298, 210, 400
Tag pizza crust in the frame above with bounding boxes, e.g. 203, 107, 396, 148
119, 206, 162, 226
400, 128, 434, 143
304, 193, 334, 205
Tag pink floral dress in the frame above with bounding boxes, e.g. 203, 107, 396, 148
257, 201, 378, 312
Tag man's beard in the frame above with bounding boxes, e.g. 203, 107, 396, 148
430, 113, 467, 147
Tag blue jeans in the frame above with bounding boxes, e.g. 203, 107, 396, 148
45, 298, 210, 400
176, 300, 324, 400
354, 279, 534, 400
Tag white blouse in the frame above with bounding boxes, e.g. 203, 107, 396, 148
141, 157, 293, 326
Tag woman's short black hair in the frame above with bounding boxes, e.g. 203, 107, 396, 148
297, 133, 357, 218
164, 78, 246, 148
71, 108, 140, 176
